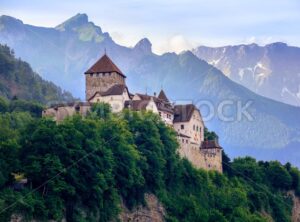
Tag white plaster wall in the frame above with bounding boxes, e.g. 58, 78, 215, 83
90, 91, 130, 113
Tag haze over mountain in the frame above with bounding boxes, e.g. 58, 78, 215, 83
0, 13, 300, 166
193, 43, 300, 107
0, 44, 74, 104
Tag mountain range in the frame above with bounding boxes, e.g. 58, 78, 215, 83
193, 43, 300, 107
0, 13, 300, 166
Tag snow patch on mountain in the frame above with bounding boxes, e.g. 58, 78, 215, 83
208, 59, 221, 66
297, 85, 300, 99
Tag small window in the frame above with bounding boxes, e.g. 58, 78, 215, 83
159, 112, 161, 116
193, 125, 195, 131
181, 124, 184, 129
186, 139, 188, 143
97, 99, 100, 102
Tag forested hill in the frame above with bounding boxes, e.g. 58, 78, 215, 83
0, 44, 75, 104
0, 103, 300, 221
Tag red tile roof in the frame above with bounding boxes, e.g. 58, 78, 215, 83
173, 104, 198, 122
85, 54, 126, 77
135, 93, 174, 113
124, 100, 150, 111
88, 84, 128, 101
201, 140, 222, 149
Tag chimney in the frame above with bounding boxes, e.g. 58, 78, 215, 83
154, 92, 157, 97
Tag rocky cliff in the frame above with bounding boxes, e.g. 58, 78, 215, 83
119, 194, 165, 222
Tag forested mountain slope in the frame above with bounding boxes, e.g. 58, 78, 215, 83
0, 44, 74, 104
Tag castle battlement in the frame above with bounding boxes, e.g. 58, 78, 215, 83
43, 54, 222, 173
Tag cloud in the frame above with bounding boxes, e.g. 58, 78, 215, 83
244, 36, 275, 45
154, 35, 197, 54
110, 31, 125, 43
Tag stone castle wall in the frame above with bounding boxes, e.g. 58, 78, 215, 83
42, 104, 91, 122
85, 72, 125, 100
200, 148, 223, 173
178, 142, 222, 173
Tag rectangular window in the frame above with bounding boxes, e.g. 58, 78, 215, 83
181, 124, 184, 129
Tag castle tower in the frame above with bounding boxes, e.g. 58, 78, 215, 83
84, 54, 126, 101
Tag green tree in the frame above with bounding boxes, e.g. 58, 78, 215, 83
266, 161, 292, 190
0, 96, 8, 113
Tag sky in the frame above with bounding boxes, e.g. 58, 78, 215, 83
1, 0, 300, 54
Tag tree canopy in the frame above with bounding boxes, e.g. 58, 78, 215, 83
0, 102, 298, 221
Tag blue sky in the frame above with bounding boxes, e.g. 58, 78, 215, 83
1, 0, 300, 54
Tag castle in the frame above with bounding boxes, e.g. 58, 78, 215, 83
43, 54, 223, 172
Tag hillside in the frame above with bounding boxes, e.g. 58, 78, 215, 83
0, 103, 299, 222
0, 44, 75, 104
192, 43, 300, 107
0, 14, 300, 167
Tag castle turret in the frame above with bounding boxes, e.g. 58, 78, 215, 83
85, 54, 126, 101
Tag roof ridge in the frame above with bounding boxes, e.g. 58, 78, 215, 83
158, 90, 169, 102
85, 54, 125, 77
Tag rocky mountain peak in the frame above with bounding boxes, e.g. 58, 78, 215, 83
0, 15, 23, 29
266, 42, 288, 49
55, 13, 90, 31
134, 38, 152, 54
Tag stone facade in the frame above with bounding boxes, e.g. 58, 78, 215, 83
42, 102, 91, 122
200, 147, 223, 172
85, 72, 125, 101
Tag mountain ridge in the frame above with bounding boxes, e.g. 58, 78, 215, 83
193, 42, 300, 107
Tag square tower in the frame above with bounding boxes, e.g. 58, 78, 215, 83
84, 54, 126, 101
